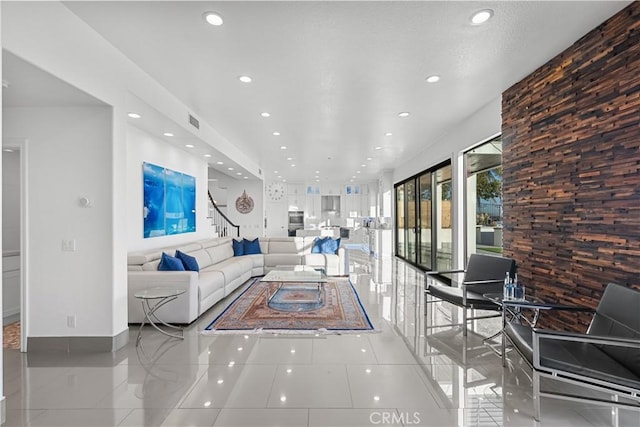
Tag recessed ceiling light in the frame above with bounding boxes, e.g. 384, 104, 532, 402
274, 170, 279, 174
286, 157, 293, 161
244, 176, 248, 179
398, 112, 410, 118
163, 132, 174, 137
127, 112, 141, 119
204, 154, 212, 158
217, 161, 224, 165
185, 144, 195, 148
375, 146, 382, 150
282, 179, 287, 182
291, 164, 296, 167
236, 172, 242, 175
203, 12, 223, 26
356, 171, 361, 174
426, 75, 440, 83
273, 131, 281, 136
384, 132, 393, 137
261, 112, 271, 117
315, 170, 320, 174
471, 9, 493, 25
367, 157, 372, 161
228, 167, 234, 171
315, 179, 320, 182
280, 146, 287, 150
238, 75, 252, 83
278, 176, 282, 179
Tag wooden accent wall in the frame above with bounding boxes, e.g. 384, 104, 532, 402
502, 3, 640, 331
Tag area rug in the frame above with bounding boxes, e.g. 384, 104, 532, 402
203, 277, 374, 334
3, 322, 20, 349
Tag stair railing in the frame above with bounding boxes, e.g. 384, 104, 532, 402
207, 190, 240, 237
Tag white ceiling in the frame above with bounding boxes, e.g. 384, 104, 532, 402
2, 51, 106, 107
19, 1, 636, 183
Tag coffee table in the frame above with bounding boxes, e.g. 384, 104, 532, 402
261, 266, 328, 309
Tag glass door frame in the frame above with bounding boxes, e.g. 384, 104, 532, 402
394, 159, 452, 273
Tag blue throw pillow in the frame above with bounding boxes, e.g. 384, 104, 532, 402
175, 250, 199, 272
321, 237, 341, 254
158, 252, 185, 271
312, 237, 328, 253
243, 238, 262, 255
232, 239, 245, 256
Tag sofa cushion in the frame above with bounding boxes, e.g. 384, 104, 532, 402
311, 237, 328, 253
158, 252, 185, 271
264, 253, 303, 268
321, 237, 341, 254
198, 270, 226, 302
243, 238, 262, 254
245, 254, 265, 269
207, 242, 234, 265
207, 258, 243, 282
232, 239, 244, 256
267, 237, 305, 254
175, 250, 200, 272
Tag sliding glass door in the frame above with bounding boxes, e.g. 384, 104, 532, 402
418, 173, 432, 269
395, 161, 451, 271
396, 184, 406, 258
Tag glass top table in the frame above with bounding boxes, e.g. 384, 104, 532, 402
261, 265, 328, 283
134, 287, 186, 345
261, 266, 327, 311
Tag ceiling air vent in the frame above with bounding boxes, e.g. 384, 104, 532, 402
188, 114, 200, 130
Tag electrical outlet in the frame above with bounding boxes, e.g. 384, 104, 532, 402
61, 239, 77, 252
67, 315, 76, 328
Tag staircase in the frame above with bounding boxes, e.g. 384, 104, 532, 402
207, 190, 240, 237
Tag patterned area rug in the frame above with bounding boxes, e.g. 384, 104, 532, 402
203, 277, 374, 334
3, 322, 20, 349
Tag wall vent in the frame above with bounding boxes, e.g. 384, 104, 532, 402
188, 114, 200, 129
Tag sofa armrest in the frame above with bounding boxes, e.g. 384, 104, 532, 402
337, 247, 349, 276
127, 271, 200, 324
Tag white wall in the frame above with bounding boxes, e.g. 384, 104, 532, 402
391, 97, 502, 268
1, 1, 262, 339
224, 179, 264, 238
2, 151, 20, 251
4, 106, 114, 337
126, 125, 211, 251
393, 98, 501, 184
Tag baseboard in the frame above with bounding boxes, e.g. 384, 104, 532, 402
26, 328, 129, 352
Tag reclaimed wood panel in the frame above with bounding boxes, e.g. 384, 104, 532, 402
502, 3, 640, 331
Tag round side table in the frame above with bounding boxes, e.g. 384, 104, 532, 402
134, 287, 186, 345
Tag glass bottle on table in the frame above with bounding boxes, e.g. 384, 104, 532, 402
504, 272, 514, 300
514, 274, 525, 300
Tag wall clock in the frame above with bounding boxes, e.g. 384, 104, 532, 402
267, 182, 286, 201
235, 190, 254, 214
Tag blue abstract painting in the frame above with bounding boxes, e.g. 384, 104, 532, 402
143, 162, 196, 238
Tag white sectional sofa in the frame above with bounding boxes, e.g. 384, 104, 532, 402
127, 236, 348, 324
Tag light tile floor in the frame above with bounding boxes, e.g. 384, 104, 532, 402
3, 250, 638, 426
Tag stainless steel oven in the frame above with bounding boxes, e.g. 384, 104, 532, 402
287, 211, 304, 236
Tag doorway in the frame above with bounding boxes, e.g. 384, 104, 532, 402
2, 138, 27, 352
